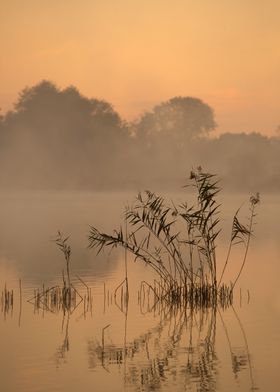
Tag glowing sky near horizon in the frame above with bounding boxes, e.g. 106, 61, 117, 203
1, 0, 280, 135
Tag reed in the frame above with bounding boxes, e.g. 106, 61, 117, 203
88, 167, 259, 305
54, 231, 71, 289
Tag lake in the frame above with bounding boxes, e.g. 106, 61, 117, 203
0, 191, 279, 392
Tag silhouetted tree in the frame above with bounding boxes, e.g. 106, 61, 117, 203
10, 80, 124, 141
0, 81, 130, 189
134, 96, 216, 149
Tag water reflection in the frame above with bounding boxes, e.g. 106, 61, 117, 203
0, 273, 257, 391
0, 263, 261, 391
87, 301, 256, 391
55, 311, 70, 366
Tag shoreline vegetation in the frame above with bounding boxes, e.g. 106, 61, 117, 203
89, 167, 260, 308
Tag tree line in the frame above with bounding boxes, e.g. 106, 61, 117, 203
0, 80, 279, 192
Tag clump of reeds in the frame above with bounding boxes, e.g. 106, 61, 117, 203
137, 279, 234, 312
28, 232, 92, 314
88, 167, 260, 306
1, 283, 14, 316
28, 284, 88, 313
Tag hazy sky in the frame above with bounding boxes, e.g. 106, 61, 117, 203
1, 0, 280, 135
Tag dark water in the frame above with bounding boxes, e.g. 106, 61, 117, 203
0, 192, 279, 391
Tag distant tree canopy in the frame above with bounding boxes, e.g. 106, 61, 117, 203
6, 80, 124, 139
134, 96, 216, 148
2, 80, 131, 159
0, 81, 130, 188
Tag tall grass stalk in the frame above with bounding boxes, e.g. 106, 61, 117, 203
54, 231, 71, 289
230, 193, 260, 292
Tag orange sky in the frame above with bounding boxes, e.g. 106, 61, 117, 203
1, 0, 280, 135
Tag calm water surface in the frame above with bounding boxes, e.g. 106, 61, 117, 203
0, 192, 279, 392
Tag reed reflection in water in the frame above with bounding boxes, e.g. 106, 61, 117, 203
1, 274, 256, 392
87, 293, 256, 391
